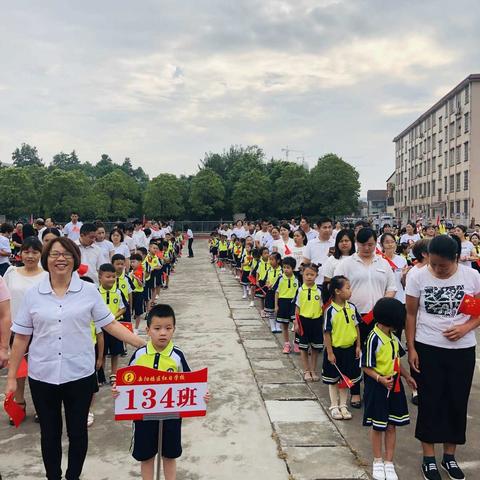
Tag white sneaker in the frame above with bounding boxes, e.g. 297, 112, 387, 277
249, 301, 254, 307
87, 412, 94, 428
242, 293, 247, 299
372, 461, 385, 480
384, 463, 398, 480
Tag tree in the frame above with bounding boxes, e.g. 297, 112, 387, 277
308, 153, 360, 216
0, 168, 38, 217
12, 143, 43, 167
231, 169, 272, 218
273, 163, 310, 217
93, 154, 115, 178
94, 170, 142, 219
189, 169, 225, 219
50, 150, 81, 171
143, 174, 184, 219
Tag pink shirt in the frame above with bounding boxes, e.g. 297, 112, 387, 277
0, 276, 11, 302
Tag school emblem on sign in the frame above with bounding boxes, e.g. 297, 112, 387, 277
122, 370, 137, 384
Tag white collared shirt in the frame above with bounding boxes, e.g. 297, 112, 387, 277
303, 237, 335, 284
132, 230, 148, 249
11, 273, 114, 385
63, 221, 83, 241
75, 241, 103, 284
334, 253, 397, 313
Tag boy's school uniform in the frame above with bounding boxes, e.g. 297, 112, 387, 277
362, 325, 410, 431
116, 273, 134, 322
99, 285, 125, 356
240, 251, 253, 286
129, 271, 145, 317
272, 274, 299, 323
233, 244, 244, 268
255, 259, 269, 298
264, 266, 282, 311
218, 240, 228, 260
130, 340, 190, 461
321, 302, 362, 385
294, 284, 323, 351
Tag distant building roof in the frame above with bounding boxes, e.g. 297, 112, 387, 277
367, 190, 387, 202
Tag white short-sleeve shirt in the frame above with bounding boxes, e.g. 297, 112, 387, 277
0, 235, 11, 265
11, 273, 114, 384
323, 255, 348, 281
405, 264, 480, 349
333, 253, 397, 313
303, 237, 335, 284
112, 243, 131, 259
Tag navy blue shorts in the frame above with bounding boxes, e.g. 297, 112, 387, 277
294, 316, 323, 350
276, 298, 295, 323
132, 419, 182, 461
103, 330, 124, 356
132, 291, 145, 317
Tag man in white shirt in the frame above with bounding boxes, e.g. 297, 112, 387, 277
124, 224, 137, 253
75, 223, 103, 284
254, 220, 273, 250
132, 220, 148, 250
63, 212, 83, 241
35, 218, 47, 241
186, 226, 194, 257
302, 217, 335, 287
300, 216, 318, 242
289, 218, 299, 232
0, 223, 13, 276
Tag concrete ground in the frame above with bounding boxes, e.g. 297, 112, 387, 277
2, 240, 479, 479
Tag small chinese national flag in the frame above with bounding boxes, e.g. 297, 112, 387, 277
393, 357, 401, 393
362, 310, 374, 325
77, 264, 89, 276
295, 312, 304, 336
284, 244, 291, 255
4, 392, 26, 428
458, 294, 480, 316
16, 357, 28, 379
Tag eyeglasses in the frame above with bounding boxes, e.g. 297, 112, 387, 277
49, 251, 74, 259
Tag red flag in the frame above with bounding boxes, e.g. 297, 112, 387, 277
284, 244, 291, 255
393, 357, 401, 393
119, 322, 133, 332
16, 357, 28, 379
375, 247, 383, 256
4, 392, 26, 428
295, 312, 304, 336
248, 274, 256, 284
134, 265, 143, 282
362, 310, 374, 325
458, 294, 480, 316
334, 364, 354, 389
216, 260, 223, 268
77, 264, 89, 276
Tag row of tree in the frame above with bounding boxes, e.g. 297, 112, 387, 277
1, 144, 361, 221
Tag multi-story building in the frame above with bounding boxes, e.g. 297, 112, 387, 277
393, 74, 480, 225
367, 190, 387, 216
386, 172, 395, 217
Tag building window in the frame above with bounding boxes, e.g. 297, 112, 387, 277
444, 126, 448, 143
439, 115, 442, 131
449, 97, 454, 115
438, 139, 442, 154
465, 85, 470, 104
444, 151, 448, 168
432, 157, 436, 172
449, 175, 454, 193
427, 159, 431, 175
449, 148, 454, 167
438, 163, 442, 180
432, 179, 436, 195
457, 120, 462, 137
427, 181, 430, 197
464, 170, 469, 190
464, 142, 469, 162
456, 146, 461, 164
445, 176, 448, 192
450, 201, 454, 216
449, 122, 455, 140
432, 133, 436, 149
456, 173, 461, 192
464, 199, 469, 215
433, 113, 437, 126
456, 200, 461, 214
465, 112, 470, 133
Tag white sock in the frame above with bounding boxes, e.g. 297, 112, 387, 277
328, 385, 339, 407
269, 316, 277, 331
339, 387, 349, 406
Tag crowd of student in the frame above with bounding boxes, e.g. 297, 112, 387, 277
0, 213, 199, 480
209, 217, 480, 480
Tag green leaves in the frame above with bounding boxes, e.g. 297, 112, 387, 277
189, 169, 225, 218
143, 174, 184, 219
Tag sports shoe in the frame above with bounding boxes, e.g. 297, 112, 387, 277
293, 343, 300, 353
282, 342, 291, 354
87, 412, 94, 428
422, 461, 441, 480
242, 293, 247, 299
411, 392, 419, 405
384, 462, 398, 480
441, 459, 465, 479
372, 460, 385, 480
249, 301, 254, 307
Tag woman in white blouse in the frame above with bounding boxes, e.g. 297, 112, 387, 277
323, 228, 355, 289
110, 228, 131, 270
6, 237, 145, 480
4, 236, 48, 423
271, 223, 295, 258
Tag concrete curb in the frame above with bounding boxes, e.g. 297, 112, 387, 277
215, 267, 370, 480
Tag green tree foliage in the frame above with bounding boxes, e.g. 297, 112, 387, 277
231, 169, 271, 218
12, 143, 43, 168
50, 151, 80, 171
0, 168, 39, 217
308, 153, 360, 216
189, 169, 225, 219
143, 174, 184, 219
273, 163, 310, 217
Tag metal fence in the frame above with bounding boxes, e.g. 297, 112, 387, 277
98, 220, 232, 234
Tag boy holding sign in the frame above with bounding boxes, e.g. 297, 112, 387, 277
112, 304, 210, 480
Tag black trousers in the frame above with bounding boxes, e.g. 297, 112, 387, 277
29, 373, 96, 480
350, 320, 375, 396
414, 341, 475, 444
188, 238, 194, 257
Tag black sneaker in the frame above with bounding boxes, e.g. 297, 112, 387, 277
411, 393, 419, 406
441, 459, 465, 480
422, 461, 441, 480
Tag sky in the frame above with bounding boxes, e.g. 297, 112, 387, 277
0, 0, 479, 195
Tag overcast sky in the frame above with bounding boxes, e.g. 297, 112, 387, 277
0, 0, 479, 195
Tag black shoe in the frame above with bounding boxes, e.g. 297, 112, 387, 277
350, 399, 362, 409
411, 393, 419, 406
422, 461, 441, 480
441, 459, 465, 479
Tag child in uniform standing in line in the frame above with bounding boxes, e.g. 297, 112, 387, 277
322, 275, 362, 421
362, 297, 416, 480
294, 263, 323, 382
129, 253, 146, 334
240, 243, 253, 299
264, 252, 282, 333
255, 247, 270, 317
273, 256, 299, 354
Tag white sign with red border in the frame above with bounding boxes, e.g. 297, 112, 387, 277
114, 366, 208, 421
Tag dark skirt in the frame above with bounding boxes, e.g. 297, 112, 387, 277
414, 341, 475, 444
321, 344, 362, 385
294, 316, 323, 350
240, 270, 250, 286
255, 279, 267, 298
363, 374, 409, 431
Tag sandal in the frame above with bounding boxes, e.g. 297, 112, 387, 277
339, 405, 352, 420
87, 412, 94, 427
303, 371, 313, 382
350, 398, 362, 409
9, 400, 26, 426
329, 406, 343, 420
109, 374, 117, 386
311, 372, 320, 382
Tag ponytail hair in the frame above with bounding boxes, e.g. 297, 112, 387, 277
327, 275, 349, 302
